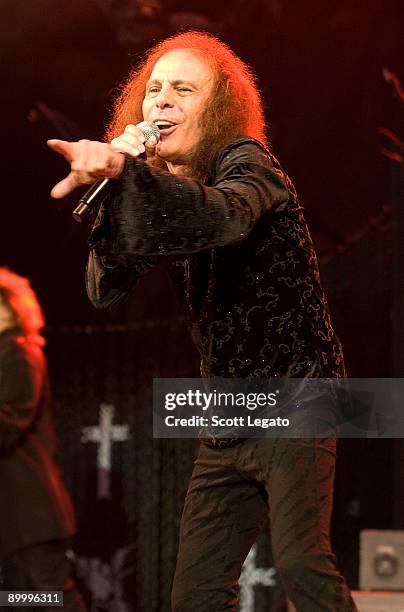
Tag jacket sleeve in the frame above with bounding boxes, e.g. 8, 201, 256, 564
86, 195, 158, 310
100, 139, 289, 258
0, 342, 43, 453
85, 138, 289, 309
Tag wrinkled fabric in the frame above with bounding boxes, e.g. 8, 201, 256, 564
86, 137, 345, 381
171, 437, 357, 612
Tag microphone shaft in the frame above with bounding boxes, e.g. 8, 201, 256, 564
72, 178, 110, 223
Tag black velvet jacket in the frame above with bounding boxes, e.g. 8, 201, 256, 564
86, 137, 345, 379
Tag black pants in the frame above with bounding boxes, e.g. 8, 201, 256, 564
1, 539, 86, 612
172, 437, 357, 612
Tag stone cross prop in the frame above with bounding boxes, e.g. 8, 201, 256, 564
238, 543, 277, 611
81, 403, 130, 498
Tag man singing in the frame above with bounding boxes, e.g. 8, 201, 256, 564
48, 31, 356, 611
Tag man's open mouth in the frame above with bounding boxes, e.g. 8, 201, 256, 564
155, 120, 178, 134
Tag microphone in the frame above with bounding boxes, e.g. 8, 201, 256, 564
72, 121, 160, 223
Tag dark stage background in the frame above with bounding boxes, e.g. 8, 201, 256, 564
1, 1, 403, 610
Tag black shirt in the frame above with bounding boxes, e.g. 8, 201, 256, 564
86, 137, 345, 379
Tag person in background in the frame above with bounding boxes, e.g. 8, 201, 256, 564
0, 267, 86, 612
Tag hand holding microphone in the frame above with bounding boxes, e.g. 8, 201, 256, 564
47, 121, 160, 221
110, 122, 159, 157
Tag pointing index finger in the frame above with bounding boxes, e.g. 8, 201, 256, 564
47, 139, 74, 161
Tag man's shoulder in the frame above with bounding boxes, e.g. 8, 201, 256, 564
216, 136, 270, 163
213, 136, 294, 195
214, 136, 287, 177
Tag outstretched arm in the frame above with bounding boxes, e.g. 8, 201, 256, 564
98, 139, 290, 258
47, 124, 157, 198
48, 126, 159, 310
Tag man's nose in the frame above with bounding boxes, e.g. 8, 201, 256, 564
155, 88, 174, 109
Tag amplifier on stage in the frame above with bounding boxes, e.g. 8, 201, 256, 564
360, 530, 404, 591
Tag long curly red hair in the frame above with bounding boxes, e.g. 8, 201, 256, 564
0, 268, 45, 346
106, 31, 268, 182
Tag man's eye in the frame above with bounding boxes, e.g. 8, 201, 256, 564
148, 87, 160, 94
177, 87, 191, 93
